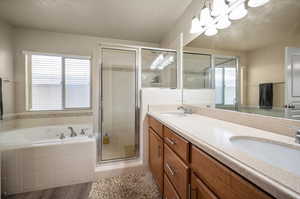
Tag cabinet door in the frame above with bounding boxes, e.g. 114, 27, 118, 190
191, 172, 218, 199
149, 128, 164, 193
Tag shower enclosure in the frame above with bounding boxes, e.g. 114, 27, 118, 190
99, 46, 139, 162
97, 45, 177, 163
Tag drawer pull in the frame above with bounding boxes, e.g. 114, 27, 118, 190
166, 137, 176, 145
166, 163, 176, 176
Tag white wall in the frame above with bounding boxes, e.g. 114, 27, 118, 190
0, 20, 15, 115
160, 0, 205, 49
13, 28, 159, 114
140, 88, 181, 166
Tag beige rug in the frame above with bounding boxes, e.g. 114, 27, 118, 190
89, 172, 161, 199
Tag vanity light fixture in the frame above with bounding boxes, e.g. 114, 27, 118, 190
205, 24, 218, 36
216, 14, 231, 29
199, 7, 213, 26
211, 0, 227, 17
229, 2, 248, 20
190, 0, 271, 36
190, 16, 202, 34
248, 0, 270, 7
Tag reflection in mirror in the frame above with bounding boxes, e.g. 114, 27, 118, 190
214, 56, 238, 108
183, 52, 212, 89
141, 49, 177, 88
183, 0, 300, 120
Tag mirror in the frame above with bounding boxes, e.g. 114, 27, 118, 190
183, 0, 300, 120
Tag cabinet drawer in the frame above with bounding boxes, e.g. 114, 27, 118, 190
149, 116, 163, 137
191, 172, 218, 199
164, 144, 189, 199
191, 146, 273, 199
164, 126, 189, 162
164, 174, 180, 199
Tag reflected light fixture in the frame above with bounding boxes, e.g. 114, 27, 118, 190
150, 54, 164, 70
248, 0, 270, 7
158, 55, 174, 70
216, 14, 231, 29
229, 2, 248, 20
190, 16, 202, 34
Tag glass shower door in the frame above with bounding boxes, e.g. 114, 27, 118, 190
100, 47, 138, 162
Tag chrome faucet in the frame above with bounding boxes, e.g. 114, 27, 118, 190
177, 106, 192, 114
296, 129, 300, 144
68, 127, 77, 137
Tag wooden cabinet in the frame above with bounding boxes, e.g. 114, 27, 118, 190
148, 115, 274, 199
191, 146, 273, 199
149, 128, 164, 193
164, 174, 180, 199
149, 116, 163, 137
164, 126, 189, 163
191, 172, 218, 199
164, 144, 189, 199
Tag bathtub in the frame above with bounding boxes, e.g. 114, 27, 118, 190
0, 124, 96, 195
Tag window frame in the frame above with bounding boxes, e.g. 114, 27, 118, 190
25, 51, 92, 112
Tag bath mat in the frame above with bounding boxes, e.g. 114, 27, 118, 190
89, 171, 161, 199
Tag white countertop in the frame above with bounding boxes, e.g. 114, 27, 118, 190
148, 111, 300, 199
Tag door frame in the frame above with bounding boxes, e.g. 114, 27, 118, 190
97, 44, 140, 163
213, 55, 240, 107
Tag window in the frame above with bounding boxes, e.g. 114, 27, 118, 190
27, 52, 91, 111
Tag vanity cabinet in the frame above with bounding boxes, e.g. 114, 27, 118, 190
191, 146, 273, 199
149, 128, 164, 193
148, 115, 275, 199
191, 172, 218, 199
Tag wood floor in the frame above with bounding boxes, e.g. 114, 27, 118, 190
6, 183, 92, 199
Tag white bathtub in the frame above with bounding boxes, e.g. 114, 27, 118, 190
0, 124, 96, 195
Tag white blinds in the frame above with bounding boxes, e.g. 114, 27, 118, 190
65, 58, 91, 108
30, 54, 91, 110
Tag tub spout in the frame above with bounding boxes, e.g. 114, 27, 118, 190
68, 127, 77, 137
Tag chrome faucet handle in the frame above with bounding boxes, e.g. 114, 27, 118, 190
59, 133, 66, 140
80, 128, 88, 135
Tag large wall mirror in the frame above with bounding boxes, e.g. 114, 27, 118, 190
183, 0, 300, 120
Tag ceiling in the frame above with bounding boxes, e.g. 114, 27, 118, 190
0, 0, 192, 43
187, 0, 300, 52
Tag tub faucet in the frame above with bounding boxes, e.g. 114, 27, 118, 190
296, 129, 300, 144
68, 127, 77, 137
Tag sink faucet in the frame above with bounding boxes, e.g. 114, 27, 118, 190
177, 106, 192, 114
296, 129, 300, 144
68, 127, 77, 137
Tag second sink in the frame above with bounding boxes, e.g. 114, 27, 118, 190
230, 136, 300, 176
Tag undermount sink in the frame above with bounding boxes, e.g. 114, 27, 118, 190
160, 112, 186, 117
230, 136, 300, 176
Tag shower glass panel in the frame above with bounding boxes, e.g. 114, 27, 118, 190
141, 49, 177, 88
183, 52, 212, 89
100, 48, 138, 162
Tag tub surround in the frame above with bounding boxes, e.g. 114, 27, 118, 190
148, 110, 300, 199
1, 126, 96, 194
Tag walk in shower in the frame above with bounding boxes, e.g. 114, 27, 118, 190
97, 45, 177, 163
99, 47, 139, 162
